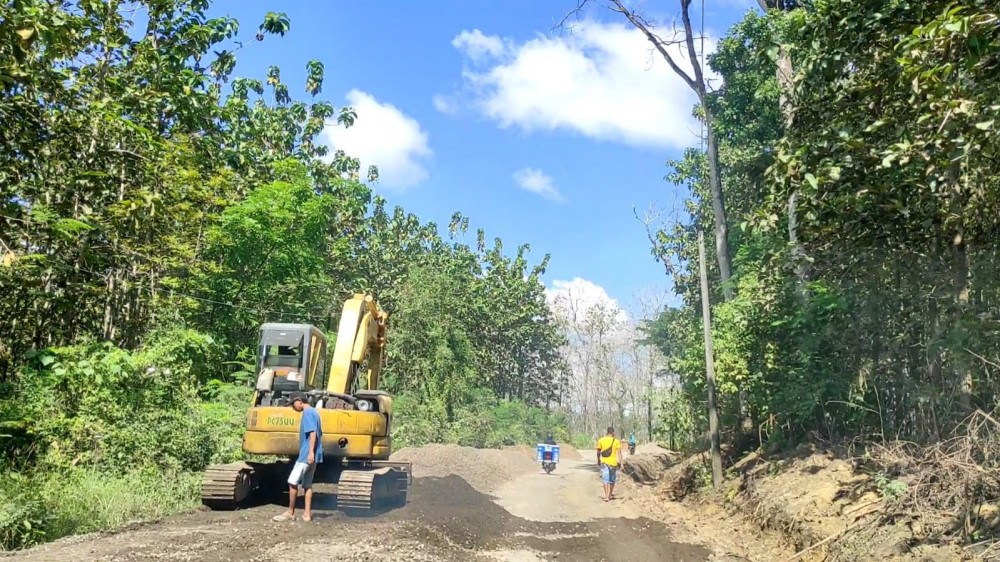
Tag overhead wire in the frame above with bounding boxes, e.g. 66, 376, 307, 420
29, 262, 336, 323
700, 0, 706, 154
168, 291, 335, 322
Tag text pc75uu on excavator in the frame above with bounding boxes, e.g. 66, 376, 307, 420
200, 293, 411, 512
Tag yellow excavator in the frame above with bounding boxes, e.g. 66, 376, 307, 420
200, 293, 411, 512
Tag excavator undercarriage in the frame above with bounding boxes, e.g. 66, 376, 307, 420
199, 294, 411, 513
200, 460, 411, 512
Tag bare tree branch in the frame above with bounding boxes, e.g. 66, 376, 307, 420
607, 0, 700, 93
634, 204, 682, 283
554, 0, 593, 31
677, 0, 705, 94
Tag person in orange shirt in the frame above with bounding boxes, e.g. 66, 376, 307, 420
596, 426, 623, 502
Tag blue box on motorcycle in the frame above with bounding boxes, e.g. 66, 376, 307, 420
536, 444, 560, 463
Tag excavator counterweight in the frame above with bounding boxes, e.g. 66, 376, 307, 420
199, 294, 410, 512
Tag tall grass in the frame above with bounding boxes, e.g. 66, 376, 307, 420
0, 468, 200, 551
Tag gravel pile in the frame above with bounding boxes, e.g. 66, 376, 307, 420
392, 444, 539, 494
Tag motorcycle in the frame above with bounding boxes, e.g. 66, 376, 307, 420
537, 443, 560, 474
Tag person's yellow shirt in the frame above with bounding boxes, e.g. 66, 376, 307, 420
596, 435, 621, 467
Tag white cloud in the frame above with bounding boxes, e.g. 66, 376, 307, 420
321, 89, 432, 190
513, 167, 564, 201
451, 29, 504, 62
545, 278, 628, 324
442, 22, 714, 149
432, 93, 458, 115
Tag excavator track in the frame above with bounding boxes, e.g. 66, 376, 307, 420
201, 462, 255, 510
336, 464, 410, 511
337, 470, 377, 510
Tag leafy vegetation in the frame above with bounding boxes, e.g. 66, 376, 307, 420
0, 0, 568, 550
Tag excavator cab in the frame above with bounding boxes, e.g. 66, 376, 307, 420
254, 323, 327, 404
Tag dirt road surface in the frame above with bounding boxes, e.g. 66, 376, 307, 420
4, 453, 717, 562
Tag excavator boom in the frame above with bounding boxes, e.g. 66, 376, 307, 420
327, 294, 388, 394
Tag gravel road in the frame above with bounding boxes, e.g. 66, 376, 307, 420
4, 448, 713, 562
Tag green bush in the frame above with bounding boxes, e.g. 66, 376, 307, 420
0, 474, 48, 550
0, 330, 249, 550
199, 384, 255, 464
571, 433, 594, 450
391, 394, 450, 449
101, 408, 215, 473
6, 330, 249, 474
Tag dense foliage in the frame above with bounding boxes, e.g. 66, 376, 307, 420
0, 0, 567, 549
646, 0, 1000, 449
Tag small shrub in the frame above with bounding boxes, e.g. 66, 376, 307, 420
0, 473, 49, 550
874, 472, 908, 501
571, 433, 594, 450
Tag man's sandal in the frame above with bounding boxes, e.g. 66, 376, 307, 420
272, 513, 296, 521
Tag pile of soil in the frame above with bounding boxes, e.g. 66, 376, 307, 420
385, 475, 521, 549
557, 442, 583, 460
623, 444, 681, 485
392, 444, 538, 494
635, 443, 675, 457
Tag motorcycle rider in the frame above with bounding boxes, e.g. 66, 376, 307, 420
628, 432, 636, 455
541, 433, 557, 472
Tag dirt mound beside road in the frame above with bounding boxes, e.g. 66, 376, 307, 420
623, 444, 681, 485
635, 443, 675, 457
392, 444, 538, 494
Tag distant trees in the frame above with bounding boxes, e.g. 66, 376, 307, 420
548, 284, 667, 441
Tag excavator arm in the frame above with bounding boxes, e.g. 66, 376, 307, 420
327, 294, 388, 395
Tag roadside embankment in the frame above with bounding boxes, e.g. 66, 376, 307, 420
620, 428, 1000, 561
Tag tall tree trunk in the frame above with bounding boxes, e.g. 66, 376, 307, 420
647, 366, 654, 442
703, 109, 733, 301
946, 159, 972, 413
579, 0, 740, 444
698, 229, 724, 489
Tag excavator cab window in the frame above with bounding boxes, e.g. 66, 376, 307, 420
262, 345, 302, 369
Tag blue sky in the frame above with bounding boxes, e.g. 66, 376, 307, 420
208, 0, 756, 316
